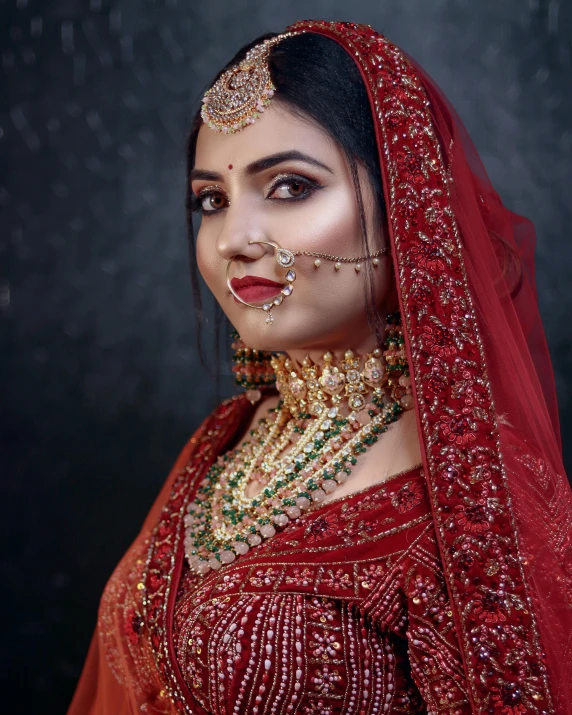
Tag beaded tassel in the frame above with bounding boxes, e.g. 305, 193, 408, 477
231, 330, 275, 404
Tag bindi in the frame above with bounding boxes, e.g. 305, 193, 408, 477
228, 164, 233, 170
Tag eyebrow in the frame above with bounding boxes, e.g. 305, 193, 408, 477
190, 150, 333, 182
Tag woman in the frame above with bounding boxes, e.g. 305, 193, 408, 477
68, 20, 572, 715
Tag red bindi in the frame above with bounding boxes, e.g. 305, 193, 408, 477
228, 164, 233, 170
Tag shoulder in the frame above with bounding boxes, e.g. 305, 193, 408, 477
177, 393, 254, 467
137, 394, 253, 535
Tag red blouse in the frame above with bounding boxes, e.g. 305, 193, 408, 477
172, 465, 471, 714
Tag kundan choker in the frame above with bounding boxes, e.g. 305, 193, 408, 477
184, 321, 413, 576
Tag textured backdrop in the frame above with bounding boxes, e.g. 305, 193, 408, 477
2, 1, 571, 712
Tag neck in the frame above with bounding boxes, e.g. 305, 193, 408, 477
285, 334, 385, 372
270, 318, 412, 419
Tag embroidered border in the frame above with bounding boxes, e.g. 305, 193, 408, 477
141, 396, 250, 714
287, 19, 553, 714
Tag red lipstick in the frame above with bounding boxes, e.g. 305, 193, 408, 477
230, 276, 284, 303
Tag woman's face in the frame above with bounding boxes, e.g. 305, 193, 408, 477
191, 102, 393, 355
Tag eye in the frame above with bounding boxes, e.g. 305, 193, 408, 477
194, 188, 228, 215
267, 175, 322, 201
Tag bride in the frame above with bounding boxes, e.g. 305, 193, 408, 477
69, 20, 572, 715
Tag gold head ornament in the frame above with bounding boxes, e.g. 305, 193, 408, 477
201, 33, 296, 134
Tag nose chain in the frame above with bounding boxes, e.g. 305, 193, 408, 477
227, 239, 390, 325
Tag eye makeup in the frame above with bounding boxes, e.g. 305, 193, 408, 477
265, 173, 325, 201
190, 185, 227, 215
190, 173, 325, 216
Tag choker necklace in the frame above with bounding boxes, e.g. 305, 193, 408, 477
184, 332, 413, 576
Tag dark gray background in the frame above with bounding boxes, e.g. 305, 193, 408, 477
2, 1, 571, 712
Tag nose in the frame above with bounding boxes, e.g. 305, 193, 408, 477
215, 203, 269, 262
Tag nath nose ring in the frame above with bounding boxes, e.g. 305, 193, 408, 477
226, 240, 297, 325
226, 240, 389, 325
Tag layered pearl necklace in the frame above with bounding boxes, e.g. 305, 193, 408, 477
184, 336, 413, 576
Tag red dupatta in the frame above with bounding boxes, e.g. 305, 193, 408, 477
284, 19, 571, 714
69, 20, 572, 715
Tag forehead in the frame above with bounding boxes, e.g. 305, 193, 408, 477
194, 102, 341, 171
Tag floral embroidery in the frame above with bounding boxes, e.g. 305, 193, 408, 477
213, 570, 243, 592
304, 514, 340, 543
395, 147, 430, 184
439, 411, 477, 445
472, 589, 508, 624
358, 563, 386, 591
409, 231, 452, 272
285, 566, 316, 587
302, 701, 334, 715
307, 597, 337, 625
409, 280, 435, 308
313, 664, 342, 695
341, 490, 386, 519
124, 608, 143, 646
321, 568, 353, 591
340, 518, 378, 543
391, 481, 424, 512
249, 567, 281, 588
309, 630, 342, 659
102, 20, 558, 715
421, 321, 459, 358
424, 370, 448, 395
490, 684, 532, 715
454, 499, 492, 534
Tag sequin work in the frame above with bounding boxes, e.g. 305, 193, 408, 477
282, 19, 555, 714
99, 393, 471, 714
173, 465, 470, 715
94, 19, 562, 715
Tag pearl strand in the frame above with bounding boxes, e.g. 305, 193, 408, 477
185, 341, 412, 576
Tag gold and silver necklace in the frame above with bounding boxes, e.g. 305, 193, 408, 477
184, 332, 413, 576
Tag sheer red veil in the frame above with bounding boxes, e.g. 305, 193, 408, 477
68, 19, 572, 715
285, 20, 572, 714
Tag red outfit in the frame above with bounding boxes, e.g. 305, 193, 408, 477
88, 400, 474, 714
69, 20, 572, 715
173, 465, 467, 715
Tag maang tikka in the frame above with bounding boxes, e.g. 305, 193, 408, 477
201, 33, 296, 134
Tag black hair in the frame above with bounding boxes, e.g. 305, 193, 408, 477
185, 32, 388, 372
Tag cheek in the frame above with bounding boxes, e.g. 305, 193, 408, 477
294, 186, 363, 257
289, 188, 382, 300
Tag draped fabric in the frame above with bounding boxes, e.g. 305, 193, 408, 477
68, 20, 572, 715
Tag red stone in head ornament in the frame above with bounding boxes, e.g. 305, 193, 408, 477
279, 19, 571, 715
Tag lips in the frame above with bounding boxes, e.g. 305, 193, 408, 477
230, 275, 285, 303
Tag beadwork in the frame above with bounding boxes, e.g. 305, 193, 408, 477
184, 339, 413, 576
93, 22, 561, 715
201, 33, 295, 134
231, 331, 275, 404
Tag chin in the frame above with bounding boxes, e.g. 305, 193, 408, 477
227, 311, 291, 350
229, 311, 352, 354
231, 323, 294, 353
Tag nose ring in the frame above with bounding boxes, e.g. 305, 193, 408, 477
226, 240, 297, 325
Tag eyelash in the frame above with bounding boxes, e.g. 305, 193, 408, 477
190, 174, 324, 216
